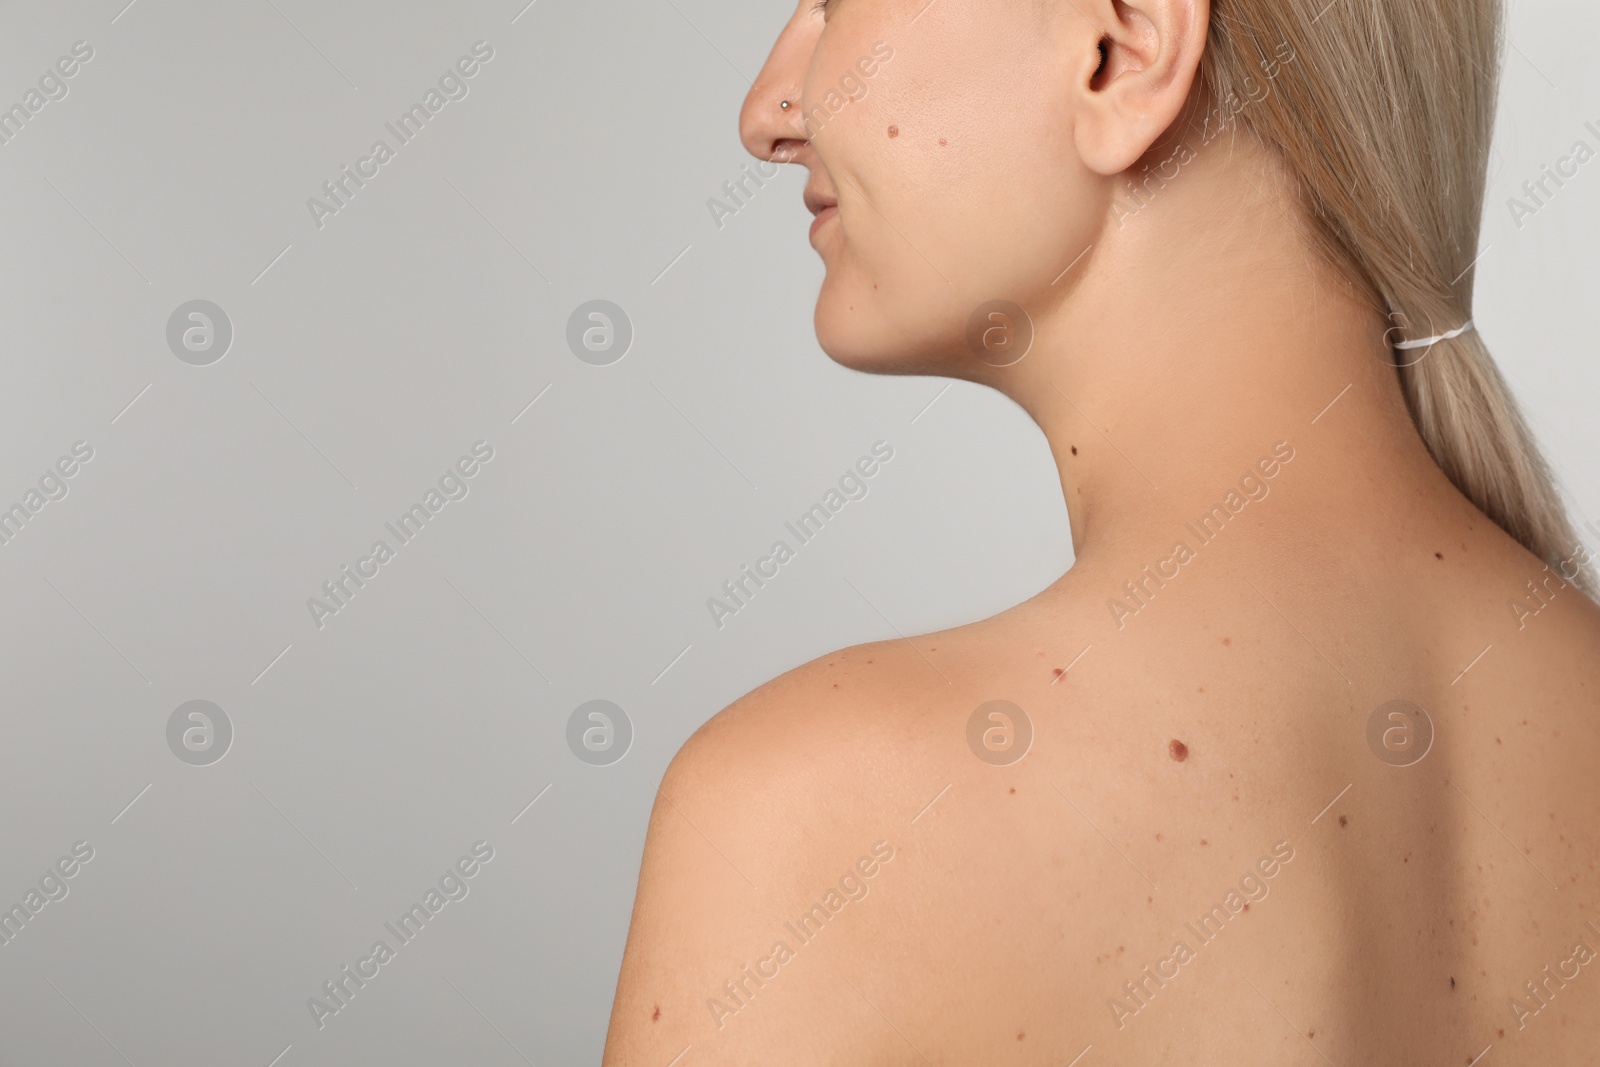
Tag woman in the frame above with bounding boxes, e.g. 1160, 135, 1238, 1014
605, 0, 1600, 1062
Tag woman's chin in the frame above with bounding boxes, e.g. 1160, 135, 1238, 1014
813, 282, 987, 378
813, 299, 910, 374
814, 323, 971, 378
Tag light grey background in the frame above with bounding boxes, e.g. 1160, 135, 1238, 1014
0, 1, 1594, 1064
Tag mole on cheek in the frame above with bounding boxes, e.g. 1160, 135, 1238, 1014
887, 125, 899, 138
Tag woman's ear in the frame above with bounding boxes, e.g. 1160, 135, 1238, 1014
1072, 0, 1209, 176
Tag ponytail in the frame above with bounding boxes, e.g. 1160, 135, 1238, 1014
1201, 0, 1594, 593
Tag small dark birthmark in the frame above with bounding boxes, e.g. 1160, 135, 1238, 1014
887, 124, 899, 138
1435, 551, 1444, 560
1070, 445, 1078, 455
1169, 739, 1189, 762
1450, 976, 1456, 989
1339, 815, 1349, 827
652, 1005, 661, 1022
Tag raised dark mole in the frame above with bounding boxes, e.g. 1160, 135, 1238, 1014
652, 1005, 661, 1022
1435, 551, 1444, 560
1071, 445, 1078, 455
887, 124, 899, 138
1450, 976, 1456, 989
1169, 739, 1189, 762
1053, 667, 1065, 679
1339, 815, 1349, 827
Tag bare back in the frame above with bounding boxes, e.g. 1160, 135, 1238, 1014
604, 464, 1600, 1066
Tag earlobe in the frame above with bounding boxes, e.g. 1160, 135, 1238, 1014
1072, 0, 1209, 177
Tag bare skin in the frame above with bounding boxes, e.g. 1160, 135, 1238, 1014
603, 0, 1600, 1062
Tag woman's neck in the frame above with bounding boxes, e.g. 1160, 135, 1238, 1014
995, 142, 1460, 567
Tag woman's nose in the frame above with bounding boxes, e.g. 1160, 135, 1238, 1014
739, 7, 818, 163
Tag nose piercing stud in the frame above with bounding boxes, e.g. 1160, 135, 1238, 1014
780, 99, 791, 109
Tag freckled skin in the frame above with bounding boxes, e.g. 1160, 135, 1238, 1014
605, 0, 1600, 1065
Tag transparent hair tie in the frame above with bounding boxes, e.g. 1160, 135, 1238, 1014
1393, 320, 1475, 350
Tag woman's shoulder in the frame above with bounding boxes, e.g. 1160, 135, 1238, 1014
603, 635, 962, 1063
659, 635, 961, 820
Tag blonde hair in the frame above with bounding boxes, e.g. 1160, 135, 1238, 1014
1200, 0, 1593, 591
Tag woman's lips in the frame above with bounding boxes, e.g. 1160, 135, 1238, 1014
808, 204, 838, 244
